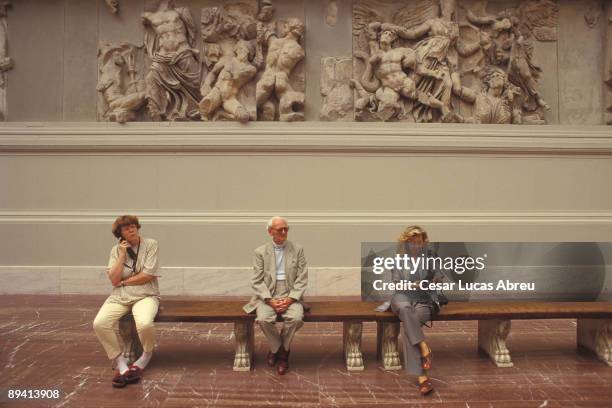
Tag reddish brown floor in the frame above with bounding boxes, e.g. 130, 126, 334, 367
0, 295, 611, 408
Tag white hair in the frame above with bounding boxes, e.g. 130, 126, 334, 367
267, 216, 288, 229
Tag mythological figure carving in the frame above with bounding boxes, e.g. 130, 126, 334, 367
142, 0, 201, 121
382, 0, 485, 122
353, 0, 484, 122
352, 0, 555, 124
198, 2, 291, 123
0, 1, 12, 121
453, 66, 521, 124
352, 25, 419, 121
199, 40, 257, 123
606, 2, 612, 124
465, 2, 552, 123
97, 43, 146, 123
105, 0, 119, 15
256, 18, 306, 121
199, 3, 262, 123
320, 57, 353, 121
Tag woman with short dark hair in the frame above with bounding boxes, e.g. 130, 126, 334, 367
93, 215, 160, 388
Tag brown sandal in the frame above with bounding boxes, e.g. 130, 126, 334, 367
126, 365, 142, 383
418, 379, 434, 396
112, 371, 127, 388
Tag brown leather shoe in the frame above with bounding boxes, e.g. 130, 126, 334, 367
418, 379, 434, 396
277, 347, 290, 375
267, 350, 277, 367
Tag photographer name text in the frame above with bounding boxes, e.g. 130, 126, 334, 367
372, 279, 535, 291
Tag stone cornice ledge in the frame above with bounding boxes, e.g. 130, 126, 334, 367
0, 122, 611, 155
1, 210, 611, 225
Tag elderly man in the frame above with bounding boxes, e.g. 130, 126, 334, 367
243, 216, 308, 374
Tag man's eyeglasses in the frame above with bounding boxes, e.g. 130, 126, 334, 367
271, 227, 289, 233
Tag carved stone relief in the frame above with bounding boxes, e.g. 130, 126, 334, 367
351, 0, 555, 124
199, 0, 305, 122
105, 0, 119, 15
200, 2, 261, 123
0, 0, 12, 121
584, 1, 603, 28
97, 43, 146, 123
326, 0, 338, 27
606, 2, 612, 125
85, 0, 604, 125
320, 57, 353, 121
256, 18, 306, 121
142, 0, 202, 121
514, 0, 558, 42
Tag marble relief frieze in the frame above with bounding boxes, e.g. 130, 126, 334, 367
97, 43, 146, 123
351, 0, 556, 123
200, 1, 305, 122
87, 0, 602, 125
0, 0, 12, 121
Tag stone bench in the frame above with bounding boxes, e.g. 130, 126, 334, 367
376, 301, 612, 370
118, 300, 612, 372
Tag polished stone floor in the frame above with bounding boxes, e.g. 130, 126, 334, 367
1, 295, 611, 408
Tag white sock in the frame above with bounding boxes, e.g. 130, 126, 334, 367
115, 355, 129, 375
133, 351, 152, 370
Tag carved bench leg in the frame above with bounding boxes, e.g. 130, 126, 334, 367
577, 318, 612, 366
118, 314, 142, 365
233, 321, 254, 371
478, 319, 513, 367
376, 321, 401, 370
343, 321, 364, 371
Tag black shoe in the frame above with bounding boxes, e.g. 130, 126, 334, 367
276, 347, 290, 375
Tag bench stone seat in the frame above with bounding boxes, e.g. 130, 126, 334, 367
117, 300, 612, 371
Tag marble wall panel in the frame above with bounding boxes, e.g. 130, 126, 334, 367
532, 41, 560, 124
60, 266, 108, 294
7, 0, 65, 121
313, 267, 360, 296
558, 0, 605, 124
183, 267, 253, 296
63, 0, 99, 121
157, 267, 185, 295
0, 266, 60, 294
306, 0, 352, 121
98, 0, 145, 45
61, 266, 183, 295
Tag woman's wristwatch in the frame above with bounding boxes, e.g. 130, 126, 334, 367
120, 280, 125, 287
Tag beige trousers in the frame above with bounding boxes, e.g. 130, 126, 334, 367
93, 296, 159, 360
255, 281, 304, 353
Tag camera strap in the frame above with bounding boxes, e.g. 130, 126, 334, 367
122, 240, 140, 275
129, 241, 140, 274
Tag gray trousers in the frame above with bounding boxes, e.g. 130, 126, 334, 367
391, 293, 432, 376
255, 281, 304, 353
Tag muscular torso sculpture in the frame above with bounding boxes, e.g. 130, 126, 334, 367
256, 19, 305, 121
142, 0, 201, 121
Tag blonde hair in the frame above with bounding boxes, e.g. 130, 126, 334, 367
398, 225, 429, 243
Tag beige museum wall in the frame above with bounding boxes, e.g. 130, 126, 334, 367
1, 122, 612, 296
1, 0, 611, 295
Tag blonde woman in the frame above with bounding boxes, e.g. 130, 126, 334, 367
389, 226, 443, 395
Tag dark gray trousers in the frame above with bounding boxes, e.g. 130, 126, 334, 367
390, 293, 432, 376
